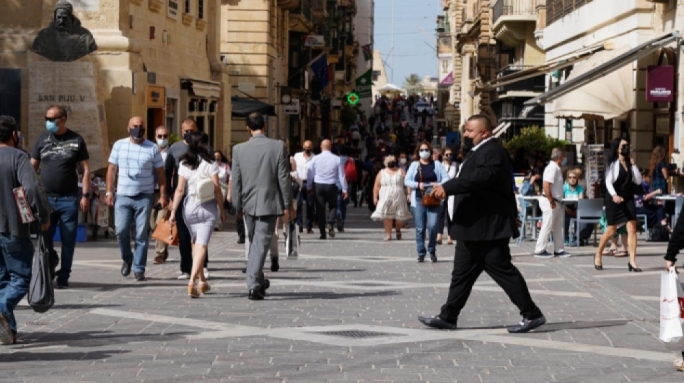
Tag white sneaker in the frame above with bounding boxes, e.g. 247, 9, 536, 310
204, 268, 210, 279
674, 358, 684, 372
177, 273, 190, 280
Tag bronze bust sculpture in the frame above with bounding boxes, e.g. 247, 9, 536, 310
32, 0, 97, 62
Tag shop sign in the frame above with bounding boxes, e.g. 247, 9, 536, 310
304, 35, 325, 47
646, 65, 674, 102
147, 86, 165, 108
284, 99, 300, 115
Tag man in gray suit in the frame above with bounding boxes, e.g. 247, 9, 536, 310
231, 113, 293, 300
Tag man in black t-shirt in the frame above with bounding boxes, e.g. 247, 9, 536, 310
31, 105, 90, 289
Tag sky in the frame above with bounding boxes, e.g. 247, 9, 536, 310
373, 0, 441, 86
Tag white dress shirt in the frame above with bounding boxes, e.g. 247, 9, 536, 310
294, 151, 315, 181
307, 150, 348, 193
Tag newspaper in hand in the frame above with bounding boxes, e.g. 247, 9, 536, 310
13, 187, 36, 224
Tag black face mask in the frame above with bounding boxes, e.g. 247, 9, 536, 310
444, 155, 452, 161
130, 126, 145, 140
304, 149, 312, 155
387, 161, 396, 168
620, 145, 630, 157
183, 132, 193, 142
463, 137, 475, 151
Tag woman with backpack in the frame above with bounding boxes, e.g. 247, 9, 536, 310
169, 132, 226, 298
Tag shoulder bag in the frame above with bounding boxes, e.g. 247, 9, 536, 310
419, 164, 441, 208
28, 231, 54, 313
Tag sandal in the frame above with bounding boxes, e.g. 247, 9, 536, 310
384, 235, 391, 241
614, 250, 628, 257
188, 282, 200, 298
198, 281, 210, 294
396, 231, 402, 240
602, 248, 617, 256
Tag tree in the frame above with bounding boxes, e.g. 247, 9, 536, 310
503, 126, 569, 160
403, 73, 424, 95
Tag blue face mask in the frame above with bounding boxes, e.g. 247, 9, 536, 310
561, 158, 568, 166
46, 121, 58, 133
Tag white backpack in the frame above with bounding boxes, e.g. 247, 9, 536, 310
193, 160, 215, 204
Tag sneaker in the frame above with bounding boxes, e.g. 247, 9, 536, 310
417, 256, 425, 263
674, 358, 684, 372
177, 273, 190, 280
554, 250, 572, 258
0, 313, 13, 345
430, 253, 438, 263
328, 223, 335, 238
204, 268, 210, 279
533, 251, 553, 259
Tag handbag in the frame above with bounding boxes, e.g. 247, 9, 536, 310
419, 164, 441, 208
28, 231, 54, 313
151, 209, 179, 246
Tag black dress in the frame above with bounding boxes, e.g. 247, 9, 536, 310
605, 163, 637, 226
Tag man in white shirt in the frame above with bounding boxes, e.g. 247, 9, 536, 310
307, 140, 347, 239
294, 140, 316, 234
152, 126, 170, 264
534, 148, 571, 258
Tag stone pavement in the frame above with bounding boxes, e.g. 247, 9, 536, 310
2, 207, 684, 382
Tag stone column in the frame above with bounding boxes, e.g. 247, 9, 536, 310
460, 44, 476, 126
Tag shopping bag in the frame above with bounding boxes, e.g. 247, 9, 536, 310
151, 209, 179, 246
285, 220, 299, 257
659, 268, 684, 343
28, 232, 55, 313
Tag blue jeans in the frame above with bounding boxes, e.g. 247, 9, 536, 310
336, 192, 349, 228
0, 234, 34, 334
411, 202, 440, 257
43, 194, 79, 283
115, 193, 154, 273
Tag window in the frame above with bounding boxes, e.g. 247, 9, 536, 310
198, 0, 204, 19
184, 0, 191, 14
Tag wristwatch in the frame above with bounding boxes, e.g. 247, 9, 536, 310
105, 192, 114, 197
82, 192, 91, 198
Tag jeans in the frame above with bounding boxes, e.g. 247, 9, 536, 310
43, 194, 79, 283
115, 193, 154, 274
0, 234, 34, 334
336, 192, 349, 229
296, 187, 316, 230
411, 202, 439, 257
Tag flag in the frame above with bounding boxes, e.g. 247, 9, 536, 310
310, 54, 329, 91
362, 44, 372, 61
355, 69, 373, 98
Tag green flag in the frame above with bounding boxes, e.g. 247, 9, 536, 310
355, 69, 372, 98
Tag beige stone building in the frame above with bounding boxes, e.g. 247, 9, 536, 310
0, 0, 230, 170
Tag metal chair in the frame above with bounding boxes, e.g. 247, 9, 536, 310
569, 199, 604, 248
636, 214, 649, 240
516, 196, 543, 246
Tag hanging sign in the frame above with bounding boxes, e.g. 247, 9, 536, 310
646, 65, 674, 102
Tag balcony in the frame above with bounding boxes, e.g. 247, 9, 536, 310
290, 0, 313, 32
312, 0, 328, 20
495, 65, 546, 94
546, 0, 593, 27
436, 15, 446, 33
491, 0, 540, 47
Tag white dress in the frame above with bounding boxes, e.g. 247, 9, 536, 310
371, 169, 412, 221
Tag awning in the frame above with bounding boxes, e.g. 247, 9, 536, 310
522, 31, 681, 117
552, 46, 632, 119
377, 84, 403, 93
494, 122, 512, 138
182, 78, 222, 99
231, 96, 277, 117
492, 121, 510, 135
481, 42, 609, 92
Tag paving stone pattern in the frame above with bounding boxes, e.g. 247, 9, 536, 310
2, 208, 683, 382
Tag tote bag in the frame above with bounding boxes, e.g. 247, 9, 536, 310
659, 268, 684, 343
28, 232, 55, 313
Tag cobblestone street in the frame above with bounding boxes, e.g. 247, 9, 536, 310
1, 208, 682, 382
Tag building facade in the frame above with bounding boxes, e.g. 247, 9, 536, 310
0, 0, 229, 170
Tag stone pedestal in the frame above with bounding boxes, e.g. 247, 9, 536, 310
28, 56, 109, 171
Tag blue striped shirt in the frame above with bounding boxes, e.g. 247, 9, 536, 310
109, 138, 163, 196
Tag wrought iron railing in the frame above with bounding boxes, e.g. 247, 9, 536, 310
546, 0, 593, 26
493, 0, 539, 25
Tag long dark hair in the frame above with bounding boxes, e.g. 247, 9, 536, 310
607, 138, 624, 165
180, 132, 213, 170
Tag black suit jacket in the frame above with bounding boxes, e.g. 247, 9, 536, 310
443, 138, 518, 241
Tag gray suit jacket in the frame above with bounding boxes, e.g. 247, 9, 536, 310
231, 134, 292, 217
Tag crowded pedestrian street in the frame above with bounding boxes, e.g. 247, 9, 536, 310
1, 207, 681, 382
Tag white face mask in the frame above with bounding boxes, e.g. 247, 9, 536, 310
419, 150, 431, 160
156, 139, 168, 148
399, 158, 407, 165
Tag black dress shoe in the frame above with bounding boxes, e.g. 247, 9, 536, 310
260, 279, 270, 295
55, 280, 69, 289
430, 253, 437, 263
319, 235, 327, 240
241, 267, 247, 273
307, 229, 314, 234
121, 262, 132, 277
417, 315, 457, 330
299, 226, 303, 233
271, 257, 279, 272
507, 315, 546, 333
248, 289, 265, 300
237, 238, 245, 244
134, 272, 146, 281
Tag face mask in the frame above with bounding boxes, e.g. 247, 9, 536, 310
304, 149, 312, 155
399, 158, 407, 165
129, 126, 145, 141
444, 155, 452, 161
463, 137, 475, 151
46, 121, 58, 133
419, 150, 431, 160
183, 132, 193, 142
157, 139, 168, 147
387, 161, 396, 168
620, 145, 630, 157
561, 158, 568, 166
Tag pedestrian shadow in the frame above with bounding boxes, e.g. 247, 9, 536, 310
280, 268, 367, 273
14, 330, 193, 349
16, 303, 123, 311
0, 349, 130, 363
59, 281, 186, 290
253, 290, 402, 301
527, 319, 629, 333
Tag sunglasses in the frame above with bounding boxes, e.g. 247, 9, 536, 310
157, 134, 168, 139
45, 116, 62, 122
419, 149, 430, 153
568, 176, 576, 179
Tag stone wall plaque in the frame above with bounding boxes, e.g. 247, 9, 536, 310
28, 60, 110, 171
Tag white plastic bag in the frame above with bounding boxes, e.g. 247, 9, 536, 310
659, 268, 684, 343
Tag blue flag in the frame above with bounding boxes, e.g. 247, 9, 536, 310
310, 54, 329, 90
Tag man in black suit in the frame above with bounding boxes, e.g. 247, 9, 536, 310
418, 115, 546, 334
